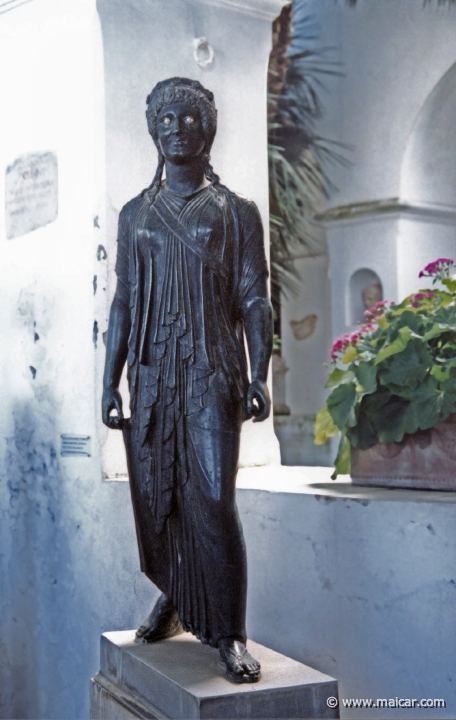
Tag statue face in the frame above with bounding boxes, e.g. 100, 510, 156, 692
362, 283, 382, 311
157, 102, 206, 164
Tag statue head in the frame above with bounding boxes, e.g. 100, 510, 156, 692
142, 77, 219, 199
146, 77, 217, 155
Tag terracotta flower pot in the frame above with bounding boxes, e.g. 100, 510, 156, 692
351, 414, 456, 491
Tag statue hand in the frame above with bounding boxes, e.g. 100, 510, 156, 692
246, 379, 271, 423
102, 386, 124, 430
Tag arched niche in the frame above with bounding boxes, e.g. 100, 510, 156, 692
401, 62, 456, 207
347, 269, 383, 326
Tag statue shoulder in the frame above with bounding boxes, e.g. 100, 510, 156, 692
119, 193, 145, 227
215, 185, 261, 220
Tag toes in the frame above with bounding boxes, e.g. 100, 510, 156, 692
241, 653, 260, 676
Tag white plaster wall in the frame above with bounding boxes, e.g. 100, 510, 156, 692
397, 215, 456, 300
401, 62, 456, 209
277, 256, 334, 466
317, 0, 456, 336
280, 255, 331, 417
311, 0, 456, 208
326, 215, 400, 340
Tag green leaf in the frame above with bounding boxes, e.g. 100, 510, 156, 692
353, 361, 377, 395
327, 383, 357, 430
370, 378, 448, 442
374, 397, 418, 443
410, 381, 443, 430
395, 310, 424, 334
441, 377, 456, 416
442, 278, 456, 292
378, 339, 432, 388
331, 433, 351, 479
324, 367, 355, 389
423, 323, 454, 342
374, 326, 413, 364
430, 365, 449, 383
314, 405, 340, 445
348, 404, 378, 450
361, 387, 392, 427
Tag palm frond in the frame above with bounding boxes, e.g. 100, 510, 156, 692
268, 0, 344, 308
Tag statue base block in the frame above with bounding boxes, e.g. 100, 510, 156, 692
90, 630, 338, 719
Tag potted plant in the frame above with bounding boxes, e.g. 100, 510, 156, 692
314, 258, 456, 490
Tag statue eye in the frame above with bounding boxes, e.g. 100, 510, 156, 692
162, 116, 171, 126
185, 116, 195, 124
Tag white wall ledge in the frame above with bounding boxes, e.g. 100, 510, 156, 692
237, 465, 456, 504
183, 0, 288, 21
318, 197, 456, 227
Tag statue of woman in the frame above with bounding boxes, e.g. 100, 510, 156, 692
102, 77, 273, 684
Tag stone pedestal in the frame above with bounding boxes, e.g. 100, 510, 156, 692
91, 631, 339, 719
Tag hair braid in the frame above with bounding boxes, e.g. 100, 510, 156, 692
141, 151, 165, 200
203, 154, 220, 185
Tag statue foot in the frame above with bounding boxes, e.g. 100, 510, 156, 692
218, 638, 261, 684
135, 593, 183, 644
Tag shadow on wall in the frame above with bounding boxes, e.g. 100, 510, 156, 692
2, 397, 76, 718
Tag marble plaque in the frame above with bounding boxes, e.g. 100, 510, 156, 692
5, 152, 58, 239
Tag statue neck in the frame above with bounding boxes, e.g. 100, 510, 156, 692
164, 157, 207, 198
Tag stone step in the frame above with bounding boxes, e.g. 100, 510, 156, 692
91, 630, 339, 719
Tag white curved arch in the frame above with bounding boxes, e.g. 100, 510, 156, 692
401, 62, 456, 208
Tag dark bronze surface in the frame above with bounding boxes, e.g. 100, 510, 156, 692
102, 78, 273, 683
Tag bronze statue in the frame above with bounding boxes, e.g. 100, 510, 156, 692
102, 78, 273, 684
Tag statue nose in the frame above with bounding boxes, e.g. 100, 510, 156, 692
171, 118, 184, 134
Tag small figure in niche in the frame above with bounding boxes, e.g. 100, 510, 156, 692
361, 282, 382, 312
102, 78, 273, 684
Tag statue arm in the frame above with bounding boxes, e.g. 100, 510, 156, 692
238, 201, 273, 422
102, 290, 131, 429
242, 275, 273, 383
242, 288, 273, 422
102, 205, 132, 430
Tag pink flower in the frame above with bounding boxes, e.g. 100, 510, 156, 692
330, 332, 352, 360
415, 293, 426, 300
419, 258, 453, 279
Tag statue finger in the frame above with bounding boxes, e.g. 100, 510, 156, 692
252, 397, 269, 423
107, 415, 123, 430
113, 395, 124, 420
